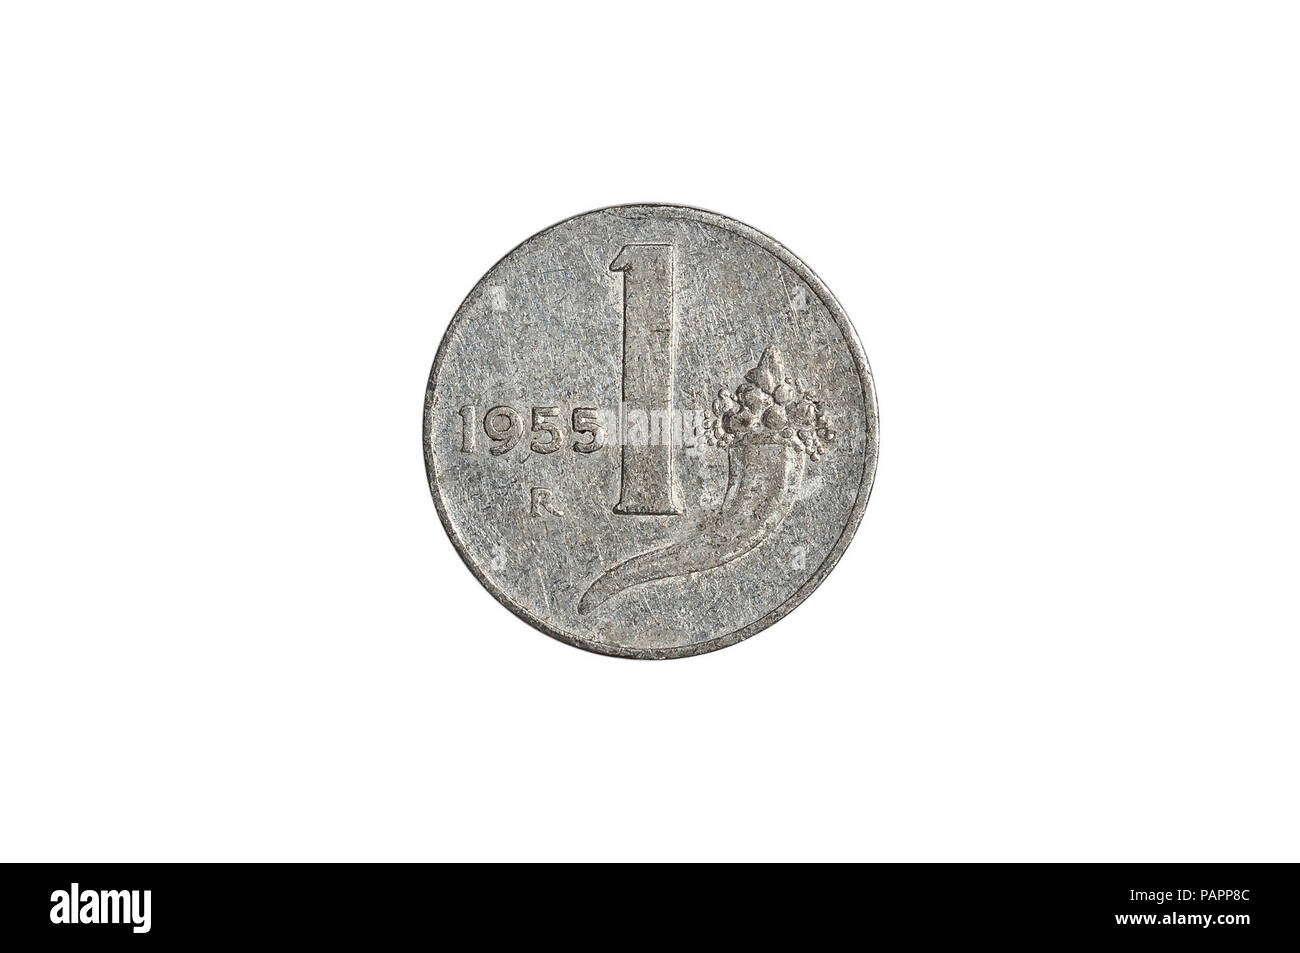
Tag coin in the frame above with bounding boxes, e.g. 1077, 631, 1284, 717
423, 205, 878, 659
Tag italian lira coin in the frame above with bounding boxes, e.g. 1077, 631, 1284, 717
423, 205, 878, 658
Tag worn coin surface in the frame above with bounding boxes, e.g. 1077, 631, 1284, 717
424, 205, 878, 658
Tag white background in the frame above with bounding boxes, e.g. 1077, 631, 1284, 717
2, 2, 1297, 862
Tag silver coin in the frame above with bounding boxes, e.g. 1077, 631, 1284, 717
423, 205, 878, 659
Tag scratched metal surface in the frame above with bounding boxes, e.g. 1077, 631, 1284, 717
423, 205, 878, 658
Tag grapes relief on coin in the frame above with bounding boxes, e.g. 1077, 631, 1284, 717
424, 206, 878, 658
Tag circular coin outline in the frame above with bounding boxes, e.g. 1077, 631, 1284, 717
424, 204, 879, 659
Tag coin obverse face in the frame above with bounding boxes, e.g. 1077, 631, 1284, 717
424, 205, 878, 659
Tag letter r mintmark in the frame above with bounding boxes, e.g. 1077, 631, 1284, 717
530, 487, 564, 518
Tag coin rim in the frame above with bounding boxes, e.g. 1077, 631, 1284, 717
424, 204, 879, 659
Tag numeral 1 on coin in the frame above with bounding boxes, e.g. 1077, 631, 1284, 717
458, 405, 476, 452
609, 244, 684, 516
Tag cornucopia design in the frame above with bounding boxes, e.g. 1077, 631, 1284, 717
578, 345, 835, 613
